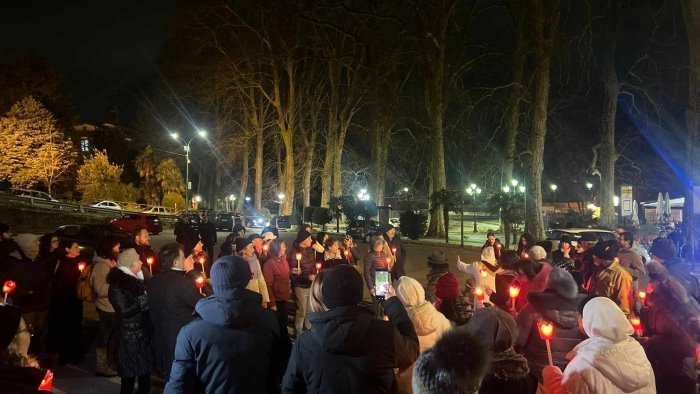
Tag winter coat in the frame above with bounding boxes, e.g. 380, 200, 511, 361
515, 290, 587, 382
424, 264, 449, 303
457, 260, 497, 304
479, 362, 538, 394
107, 268, 153, 378
0, 362, 49, 394
90, 256, 114, 313
282, 297, 419, 393
543, 297, 656, 394
617, 247, 646, 281
198, 222, 217, 246
512, 262, 552, 311
242, 255, 270, 303
147, 269, 202, 378
322, 250, 346, 270
165, 288, 289, 394
488, 271, 517, 310
174, 222, 199, 254
631, 243, 650, 263
0, 252, 49, 314
589, 259, 634, 315
363, 251, 390, 293
288, 245, 316, 289
384, 235, 406, 279
263, 255, 292, 308
50, 255, 82, 303
663, 257, 700, 301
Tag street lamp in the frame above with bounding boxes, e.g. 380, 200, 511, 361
403, 187, 409, 193
171, 130, 207, 211
550, 184, 558, 213
503, 185, 510, 193
245, 196, 251, 202
586, 182, 593, 190
277, 193, 285, 215
467, 184, 482, 233
511, 179, 519, 188
357, 189, 370, 201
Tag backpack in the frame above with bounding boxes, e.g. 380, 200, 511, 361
77, 263, 96, 303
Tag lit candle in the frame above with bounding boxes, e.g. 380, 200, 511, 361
638, 290, 647, 304
387, 257, 392, 268
629, 317, 642, 336
392, 247, 397, 256
295, 253, 302, 270
263, 244, 269, 252
77, 262, 86, 272
146, 257, 154, 275
315, 262, 322, 274
195, 276, 205, 295
38, 370, 54, 391
383, 314, 389, 321
474, 286, 485, 310
538, 322, 555, 366
509, 285, 521, 311
479, 269, 488, 278
3, 280, 16, 303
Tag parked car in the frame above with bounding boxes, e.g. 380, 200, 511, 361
142, 206, 173, 215
213, 213, 242, 231
13, 189, 58, 202
55, 224, 134, 261
89, 200, 123, 210
110, 213, 163, 235
546, 228, 616, 250
346, 219, 381, 243
245, 215, 267, 228
271, 215, 291, 230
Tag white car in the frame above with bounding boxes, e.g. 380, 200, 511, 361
142, 206, 173, 215
90, 201, 123, 210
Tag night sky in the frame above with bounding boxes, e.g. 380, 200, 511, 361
0, 0, 177, 122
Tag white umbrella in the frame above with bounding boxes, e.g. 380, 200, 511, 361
656, 192, 664, 221
664, 192, 672, 220
632, 200, 640, 226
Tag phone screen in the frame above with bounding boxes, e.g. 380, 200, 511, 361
375, 270, 391, 299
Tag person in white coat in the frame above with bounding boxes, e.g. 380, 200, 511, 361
542, 296, 656, 394
457, 246, 499, 304
395, 276, 452, 393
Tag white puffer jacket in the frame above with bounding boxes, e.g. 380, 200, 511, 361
550, 297, 656, 393
396, 276, 451, 352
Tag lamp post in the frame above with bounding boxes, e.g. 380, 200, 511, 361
171, 130, 207, 211
550, 184, 558, 213
467, 184, 482, 233
277, 193, 285, 215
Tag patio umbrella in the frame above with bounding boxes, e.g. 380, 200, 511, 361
664, 192, 672, 220
656, 192, 664, 221
632, 200, 640, 226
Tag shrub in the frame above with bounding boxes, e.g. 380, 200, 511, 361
399, 210, 427, 240
162, 192, 186, 211
312, 207, 334, 229
303, 206, 316, 224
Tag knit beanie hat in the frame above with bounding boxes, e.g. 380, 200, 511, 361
435, 272, 461, 300
412, 329, 490, 394
14, 234, 39, 261
210, 255, 252, 293
0, 303, 22, 351
117, 248, 140, 268
466, 307, 518, 353
592, 240, 619, 260
321, 264, 364, 309
480, 247, 496, 265
235, 238, 252, 253
295, 230, 312, 244
547, 267, 578, 299
649, 238, 677, 261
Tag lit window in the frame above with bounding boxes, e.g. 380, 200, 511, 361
80, 137, 89, 152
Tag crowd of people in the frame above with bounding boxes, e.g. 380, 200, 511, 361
1, 218, 700, 393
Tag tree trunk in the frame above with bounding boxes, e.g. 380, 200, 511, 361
370, 115, 390, 206
320, 137, 334, 207
235, 142, 249, 213
275, 139, 284, 190
254, 122, 263, 211
303, 152, 312, 208
598, 2, 620, 229
525, 0, 559, 240
682, 0, 700, 262
503, 1, 527, 183
332, 145, 343, 198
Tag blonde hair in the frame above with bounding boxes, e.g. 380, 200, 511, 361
309, 270, 327, 313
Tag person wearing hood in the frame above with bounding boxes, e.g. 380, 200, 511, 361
382, 224, 406, 281
235, 237, 270, 308
282, 264, 419, 393
515, 267, 587, 382
0, 303, 53, 393
543, 296, 656, 394
587, 240, 634, 315
457, 246, 499, 305
411, 328, 490, 394
147, 243, 202, 381
288, 230, 316, 333
424, 251, 450, 303
640, 261, 700, 393
466, 307, 538, 393
435, 273, 472, 326
648, 238, 700, 301
166, 256, 290, 394
107, 248, 153, 394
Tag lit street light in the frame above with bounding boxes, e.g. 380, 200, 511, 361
550, 184, 558, 213
357, 189, 370, 201
277, 193, 285, 215
403, 187, 409, 193
171, 130, 207, 210
466, 184, 482, 234
586, 182, 593, 190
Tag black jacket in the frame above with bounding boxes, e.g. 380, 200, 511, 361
134, 244, 159, 275
515, 290, 587, 382
165, 288, 290, 394
198, 222, 217, 246
107, 268, 153, 378
384, 235, 406, 279
282, 297, 419, 393
0, 252, 49, 313
147, 269, 203, 378
664, 258, 700, 301
288, 245, 315, 289
174, 222, 199, 254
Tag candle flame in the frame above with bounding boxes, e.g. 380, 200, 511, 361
2, 280, 16, 294
147, 257, 154, 265
480, 269, 488, 278
78, 262, 86, 272
539, 322, 554, 340
315, 262, 322, 271
198, 256, 205, 264
629, 317, 641, 329
509, 285, 521, 298
195, 276, 205, 288
474, 287, 485, 301
295, 253, 302, 261
638, 291, 647, 300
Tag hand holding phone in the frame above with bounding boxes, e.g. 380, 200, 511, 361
374, 271, 391, 299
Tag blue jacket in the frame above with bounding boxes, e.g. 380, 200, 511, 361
165, 288, 290, 394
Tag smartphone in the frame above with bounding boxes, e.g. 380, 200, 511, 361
374, 270, 391, 299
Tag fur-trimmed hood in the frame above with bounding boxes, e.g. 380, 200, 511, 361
107, 267, 147, 294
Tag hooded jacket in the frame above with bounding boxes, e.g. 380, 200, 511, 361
543, 297, 656, 394
282, 297, 419, 393
165, 288, 289, 394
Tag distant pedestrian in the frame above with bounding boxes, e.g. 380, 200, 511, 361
198, 215, 217, 268
382, 224, 406, 281
90, 238, 119, 377
48, 240, 84, 365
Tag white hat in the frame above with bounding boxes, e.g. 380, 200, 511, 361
480, 246, 496, 265
262, 232, 277, 241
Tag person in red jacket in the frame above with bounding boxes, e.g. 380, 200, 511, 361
263, 239, 292, 332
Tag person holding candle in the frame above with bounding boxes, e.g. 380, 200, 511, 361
263, 239, 292, 330
166, 256, 289, 394
542, 296, 655, 394
289, 230, 316, 333
514, 267, 587, 383
342, 234, 361, 270
47, 239, 84, 365
133, 227, 159, 275
587, 240, 634, 316
515, 233, 536, 259
90, 238, 120, 377
488, 250, 520, 311
511, 255, 552, 313
147, 243, 201, 381
248, 233, 268, 267
617, 232, 647, 315
466, 307, 538, 393
574, 232, 598, 291
235, 238, 270, 308
483, 232, 504, 260
107, 248, 153, 394
457, 246, 499, 305
380, 223, 406, 281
